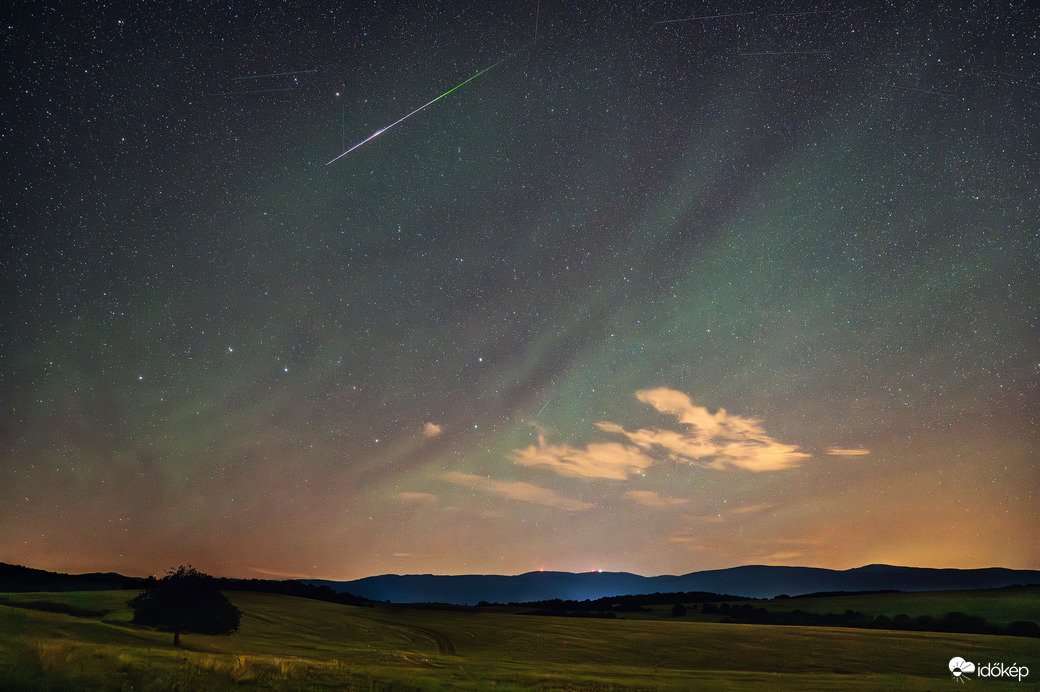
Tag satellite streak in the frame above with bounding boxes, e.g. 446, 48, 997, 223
536, 397, 552, 417
326, 54, 511, 166
739, 50, 832, 56
766, 8, 865, 16
211, 87, 295, 96
877, 82, 954, 97
233, 69, 318, 81
654, 11, 754, 24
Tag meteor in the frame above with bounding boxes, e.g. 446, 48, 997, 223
326, 53, 513, 166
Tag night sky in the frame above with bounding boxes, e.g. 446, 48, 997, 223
2, 1, 1037, 581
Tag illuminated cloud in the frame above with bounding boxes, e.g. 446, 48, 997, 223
423, 422, 443, 438
394, 491, 439, 504
511, 434, 655, 480
680, 513, 727, 524
826, 447, 870, 456
438, 471, 593, 511
510, 388, 810, 478
249, 566, 314, 579
730, 503, 777, 515
762, 551, 807, 561
680, 503, 775, 524
606, 388, 810, 471
668, 534, 714, 550
624, 490, 688, 507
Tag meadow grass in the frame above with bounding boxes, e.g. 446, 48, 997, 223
1, 589, 1037, 690
606, 585, 1040, 627
718, 585, 1040, 626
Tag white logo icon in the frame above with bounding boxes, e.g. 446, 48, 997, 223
949, 657, 976, 682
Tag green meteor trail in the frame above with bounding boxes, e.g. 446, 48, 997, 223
326, 54, 512, 166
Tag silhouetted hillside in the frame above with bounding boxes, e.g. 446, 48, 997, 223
0, 563, 142, 592
7, 561, 1037, 607
0, 563, 367, 606
306, 565, 1040, 605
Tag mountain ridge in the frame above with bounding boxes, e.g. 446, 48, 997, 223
304, 564, 1040, 605
4, 561, 1037, 606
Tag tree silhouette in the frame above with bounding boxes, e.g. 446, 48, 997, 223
128, 565, 241, 647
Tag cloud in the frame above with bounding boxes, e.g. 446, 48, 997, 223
729, 503, 777, 515
608, 388, 811, 471
249, 566, 315, 579
624, 490, 688, 507
668, 533, 714, 550
762, 551, 807, 561
774, 534, 829, 546
509, 388, 811, 481
394, 491, 439, 504
680, 513, 727, 524
423, 422, 443, 438
680, 503, 775, 523
438, 471, 593, 511
511, 434, 655, 480
826, 447, 869, 456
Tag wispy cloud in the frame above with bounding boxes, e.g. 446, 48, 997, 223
510, 388, 811, 478
438, 471, 593, 511
249, 566, 315, 579
669, 533, 713, 549
680, 513, 727, 524
680, 503, 775, 524
394, 491, 439, 504
611, 388, 812, 471
730, 503, 777, 515
423, 422, 443, 438
762, 551, 807, 561
826, 447, 869, 456
511, 434, 655, 480
624, 490, 688, 507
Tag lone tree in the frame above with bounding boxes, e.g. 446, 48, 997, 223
128, 565, 241, 647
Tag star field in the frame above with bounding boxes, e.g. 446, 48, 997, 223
1, 0, 1037, 580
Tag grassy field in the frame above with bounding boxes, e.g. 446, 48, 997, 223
1, 589, 1038, 690
623, 585, 1040, 625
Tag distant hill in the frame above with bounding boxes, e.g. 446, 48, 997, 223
5, 561, 1038, 606
0, 562, 370, 607
0, 562, 142, 592
305, 565, 1040, 605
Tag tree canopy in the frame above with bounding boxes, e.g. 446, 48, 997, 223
128, 565, 241, 646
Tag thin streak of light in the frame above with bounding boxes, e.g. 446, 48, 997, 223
971, 71, 1040, 91
654, 12, 754, 25
232, 69, 318, 81
765, 8, 865, 16
210, 87, 295, 96
877, 82, 954, 97
325, 54, 512, 166
739, 50, 833, 56
536, 397, 552, 417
